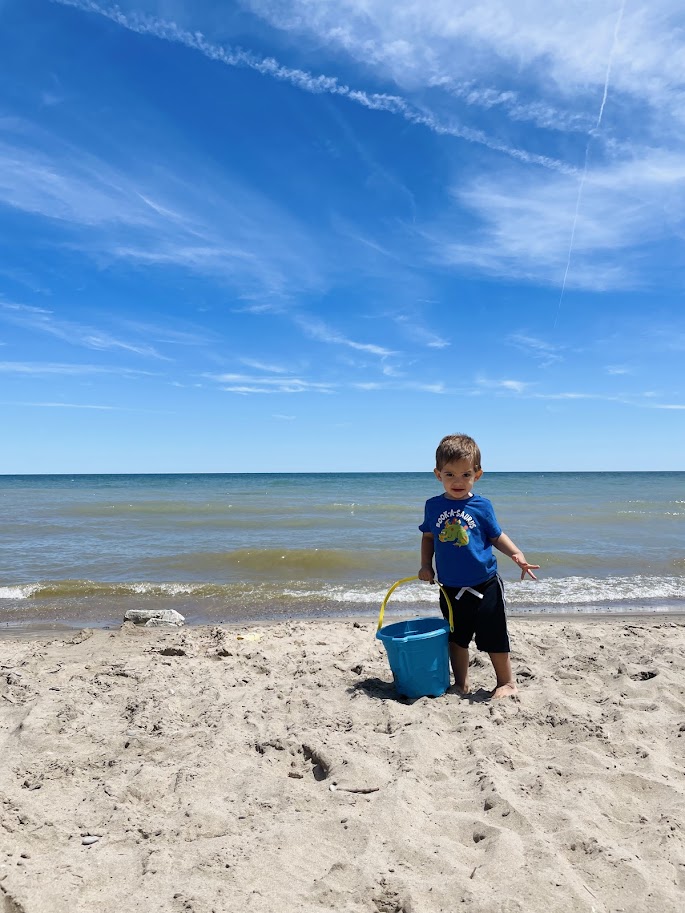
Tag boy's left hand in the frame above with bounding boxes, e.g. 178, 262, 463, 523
511, 554, 540, 580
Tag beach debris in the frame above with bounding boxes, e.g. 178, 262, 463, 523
124, 609, 185, 627
81, 836, 100, 846
629, 669, 658, 681
335, 786, 380, 794
236, 632, 262, 642
66, 629, 93, 645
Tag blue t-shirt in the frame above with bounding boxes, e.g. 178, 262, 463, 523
419, 493, 502, 587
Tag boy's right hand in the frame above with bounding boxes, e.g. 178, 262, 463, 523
418, 567, 435, 583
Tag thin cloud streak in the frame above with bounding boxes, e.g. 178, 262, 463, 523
209, 372, 336, 394
0, 361, 155, 375
508, 334, 564, 366
2, 401, 122, 410
554, 0, 626, 327
292, 314, 395, 357
51, 0, 575, 175
0, 131, 325, 299
0, 302, 168, 359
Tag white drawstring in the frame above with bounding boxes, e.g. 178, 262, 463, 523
455, 586, 484, 600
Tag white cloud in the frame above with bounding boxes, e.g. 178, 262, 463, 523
241, 358, 292, 374
243, 1, 685, 126
1, 401, 121, 410
38, 1, 685, 299
508, 334, 564, 366
51, 0, 574, 173
0, 302, 168, 358
49, 1, 685, 296
0, 361, 154, 375
0, 125, 324, 299
209, 372, 335, 394
476, 376, 531, 394
425, 146, 685, 290
292, 314, 395, 357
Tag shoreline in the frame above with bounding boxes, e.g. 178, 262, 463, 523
1, 603, 684, 640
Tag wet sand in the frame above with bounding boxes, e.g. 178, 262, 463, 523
1, 616, 684, 912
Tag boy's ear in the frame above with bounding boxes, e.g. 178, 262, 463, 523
433, 468, 442, 480
475, 469, 483, 481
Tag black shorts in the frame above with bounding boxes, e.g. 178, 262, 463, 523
439, 575, 510, 653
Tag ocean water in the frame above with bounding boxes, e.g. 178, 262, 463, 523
1, 472, 683, 630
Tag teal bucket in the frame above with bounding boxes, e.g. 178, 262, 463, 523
375, 577, 454, 699
376, 617, 451, 698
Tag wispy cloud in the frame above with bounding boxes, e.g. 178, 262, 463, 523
457, 381, 685, 411
208, 372, 335, 394
51, 0, 575, 174
0, 302, 168, 358
230, 0, 685, 295
240, 358, 292, 374
391, 312, 449, 350
292, 314, 395, 357
47, 1, 685, 298
243, 0, 685, 129
1, 401, 124, 410
508, 334, 564, 366
0, 360, 155, 375
425, 151, 685, 291
351, 379, 447, 393
0, 126, 325, 299
476, 376, 531, 395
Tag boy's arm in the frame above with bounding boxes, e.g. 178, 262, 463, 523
491, 532, 540, 580
419, 531, 435, 582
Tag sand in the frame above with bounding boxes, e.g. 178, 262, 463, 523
0, 616, 684, 913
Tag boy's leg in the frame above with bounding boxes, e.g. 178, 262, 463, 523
488, 652, 517, 698
449, 643, 470, 694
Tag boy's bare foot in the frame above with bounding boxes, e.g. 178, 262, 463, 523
447, 682, 470, 695
492, 681, 518, 699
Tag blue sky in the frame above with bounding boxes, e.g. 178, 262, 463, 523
1, 0, 684, 473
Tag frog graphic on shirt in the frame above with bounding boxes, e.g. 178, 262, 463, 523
439, 518, 470, 546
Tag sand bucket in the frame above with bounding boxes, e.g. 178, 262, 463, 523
375, 576, 454, 699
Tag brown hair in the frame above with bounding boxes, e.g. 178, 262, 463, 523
435, 434, 482, 471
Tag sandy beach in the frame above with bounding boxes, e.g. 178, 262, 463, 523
1, 616, 684, 913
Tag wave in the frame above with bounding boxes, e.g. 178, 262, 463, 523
0, 581, 218, 600
504, 574, 685, 607
1, 574, 683, 611
146, 548, 415, 575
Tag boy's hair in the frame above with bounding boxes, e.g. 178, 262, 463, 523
435, 434, 482, 471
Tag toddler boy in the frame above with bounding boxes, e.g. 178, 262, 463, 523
419, 434, 539, 698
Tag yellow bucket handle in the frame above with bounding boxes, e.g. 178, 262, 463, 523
376, 576, 454, 633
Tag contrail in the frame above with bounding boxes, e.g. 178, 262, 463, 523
554, 0, 626, 328
51, 0, 576, 176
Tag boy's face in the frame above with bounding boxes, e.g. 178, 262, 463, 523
434, 459, 483, 500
